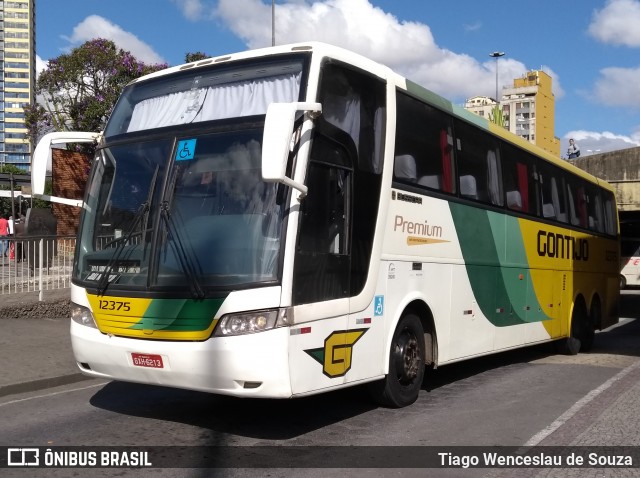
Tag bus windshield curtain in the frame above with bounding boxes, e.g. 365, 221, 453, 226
516, 162, 529, 212
127, 72, 301, 132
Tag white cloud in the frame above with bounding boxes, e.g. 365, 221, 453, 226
540, 65, 565, 99
171, 0, 216, 21
35, 55, 47, 77
593, 66, 640, 108
214, 0, 539, 102
65, 15, 166, 65
564, 130, 640, 155
588, 0, 640, 47
463, 21, 482, 32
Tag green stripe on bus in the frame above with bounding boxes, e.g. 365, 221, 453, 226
450, 203, 550, 326
129, 297, 225, 331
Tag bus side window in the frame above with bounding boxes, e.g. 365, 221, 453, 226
319, 62, 386, 174
566, 179, 588, 228
603, 191, 617, 236
538, 162, 568, 223
454, 119, 502, 206
394, 91, 455, 193
586, 185, 605, 233
551, 177, 568, 223
502, 144, 536, 214
567, 182, 579, 226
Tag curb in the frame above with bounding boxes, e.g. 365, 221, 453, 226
0, 373, 94, 399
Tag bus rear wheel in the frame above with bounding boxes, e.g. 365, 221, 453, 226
559, 299, 591, 355
368, 313, 425, 408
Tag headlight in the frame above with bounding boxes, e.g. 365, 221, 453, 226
71, 303, 98, 329
214, 308, 291, 337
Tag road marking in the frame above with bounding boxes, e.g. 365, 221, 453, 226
525, 358, 640, 446
0, 382, 108, 408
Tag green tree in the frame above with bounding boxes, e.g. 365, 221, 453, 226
488, 105, 506, 128
0, 164, 31, 217
185, 51, 209, 63
25, 39, 168, 147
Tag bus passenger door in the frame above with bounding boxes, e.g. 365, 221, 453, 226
289, 62, 386, 394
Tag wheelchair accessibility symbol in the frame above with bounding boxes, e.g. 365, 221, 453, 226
374, 295, 384, 316
176, 139, 197, 161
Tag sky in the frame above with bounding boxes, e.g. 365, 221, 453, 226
35, 0, 640, 157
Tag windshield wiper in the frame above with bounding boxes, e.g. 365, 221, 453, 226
96, 201, 149, 295
160, 201, 205, 299
96, 165, 160, 295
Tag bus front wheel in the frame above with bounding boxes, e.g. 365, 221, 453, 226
368, 313, 425, 408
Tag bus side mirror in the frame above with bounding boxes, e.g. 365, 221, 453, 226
31, 131, 101, 207
262, 102, 321, 198
32, 131, 101, 195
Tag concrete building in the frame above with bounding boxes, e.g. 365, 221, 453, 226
0, 0, 34, 171
463, 96, 497, 120
465, 70, 561, 157
573, 147, 640, 241
501, 70, 560, 157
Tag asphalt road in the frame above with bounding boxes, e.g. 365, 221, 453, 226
0, 291, 639, 478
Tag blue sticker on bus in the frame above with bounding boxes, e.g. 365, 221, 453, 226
176, 139, 197, 161
374, 295, 384, 316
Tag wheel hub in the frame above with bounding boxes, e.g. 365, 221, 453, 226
394, 330, 419, 383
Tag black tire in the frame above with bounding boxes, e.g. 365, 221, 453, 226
558, 299, 590, 355
620, 275, 627, 289
583, 299, 600, 352
368, 313, 425, 408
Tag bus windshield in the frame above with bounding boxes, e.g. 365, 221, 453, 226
75, 129, 286, 294
73, 56, 308, 295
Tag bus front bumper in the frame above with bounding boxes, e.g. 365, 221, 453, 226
70, 319, 293, 398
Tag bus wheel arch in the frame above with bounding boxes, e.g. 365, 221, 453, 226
405, 300, 438, 368
368, 300, 436, 408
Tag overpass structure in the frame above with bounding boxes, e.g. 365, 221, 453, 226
574, 147, 640, 240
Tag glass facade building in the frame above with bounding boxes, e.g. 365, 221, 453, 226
0, 0, 34, 171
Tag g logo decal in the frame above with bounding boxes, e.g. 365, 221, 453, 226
305, 329, 367, 378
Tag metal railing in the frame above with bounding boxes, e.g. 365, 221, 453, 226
0, 235, 76, 297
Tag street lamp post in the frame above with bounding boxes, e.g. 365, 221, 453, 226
489, 51, 505, 103
271, 0, 275, 46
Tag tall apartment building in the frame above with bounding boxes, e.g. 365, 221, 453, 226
0, 0, 34, 171
501, 70, 560, 157
464, 70, 561, 157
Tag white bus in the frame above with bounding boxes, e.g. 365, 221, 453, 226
620, 239, 640, 288
33, 42, 620, 407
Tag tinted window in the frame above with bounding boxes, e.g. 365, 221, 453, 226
454, 120, 502, 206
394, 92, 455, 194
501, 144, 538, 215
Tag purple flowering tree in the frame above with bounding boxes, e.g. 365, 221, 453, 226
25, 39, 168, 149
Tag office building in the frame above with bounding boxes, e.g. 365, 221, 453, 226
464, 70, 561, 157
501, 70, 560, 157
0, 0, 34, 171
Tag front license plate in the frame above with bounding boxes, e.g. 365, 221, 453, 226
131, 353, 164, 368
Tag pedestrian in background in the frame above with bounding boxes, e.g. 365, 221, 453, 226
0, 215, 8, 257
567, 138, 580, 159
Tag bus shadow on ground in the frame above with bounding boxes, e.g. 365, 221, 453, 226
90, 380, 378, 441
90, 294, 640, 441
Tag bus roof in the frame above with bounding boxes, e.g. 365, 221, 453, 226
126, 41, 615, 195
